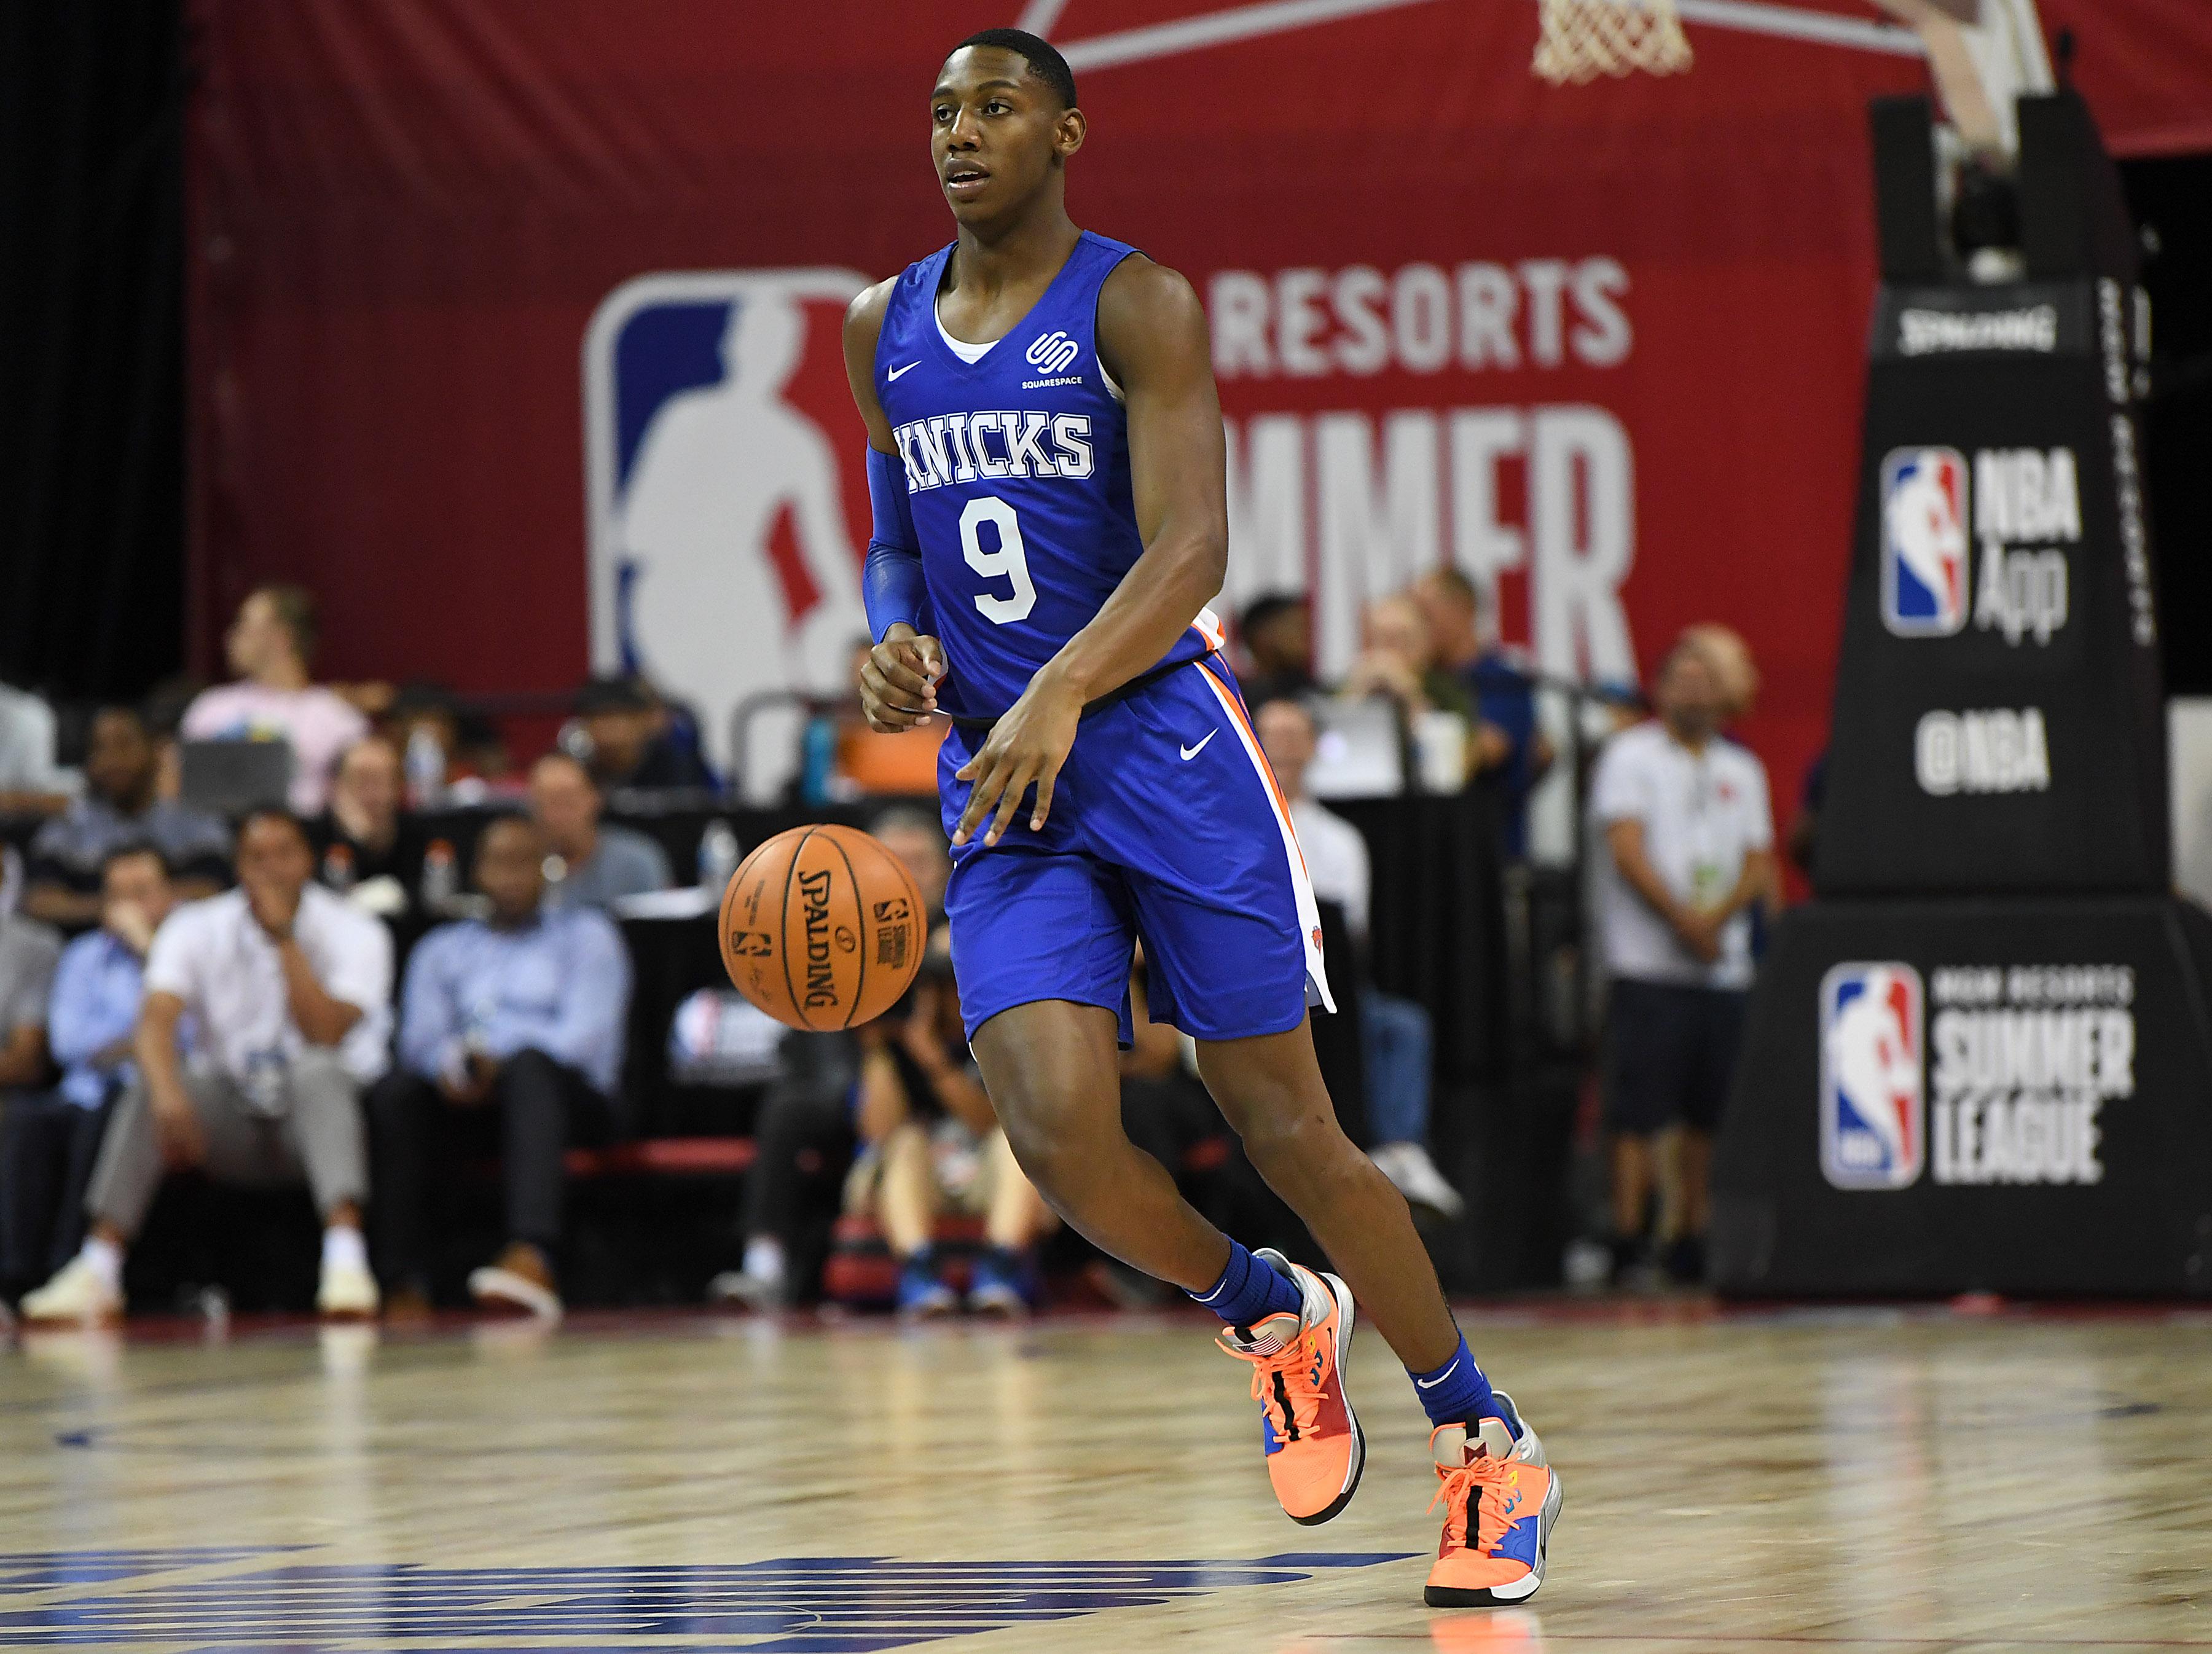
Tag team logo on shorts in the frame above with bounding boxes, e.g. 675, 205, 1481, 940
1025, 329, 1081, 374
1880, 447, 1969, 637
1820, 962, 1925, 1190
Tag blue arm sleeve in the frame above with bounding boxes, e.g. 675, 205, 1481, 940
863, 446, 927, 643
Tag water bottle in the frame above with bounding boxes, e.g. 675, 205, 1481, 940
799, 717, 837, 807
698, 818, 741, 893
405, 725, 446, 810
421, 838, 457, 914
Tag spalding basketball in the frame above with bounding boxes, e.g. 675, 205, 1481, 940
718, 824, 929, 1031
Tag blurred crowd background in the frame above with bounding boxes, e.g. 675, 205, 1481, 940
0, 570, 1787, 1324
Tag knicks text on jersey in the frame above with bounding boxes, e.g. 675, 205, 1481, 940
1821, 962, 1927, 1190
873, 231, 1222, 719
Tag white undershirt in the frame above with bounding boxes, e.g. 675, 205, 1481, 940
932, 300, 1125, 400
935, 305, 997, 364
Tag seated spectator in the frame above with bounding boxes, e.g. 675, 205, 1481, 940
22, 810, 390, 1324
369, 814, 630, 1320
709, 807, 953, 1311
1359, 588, 1494, 726
529, 751, 671, 911
1257, 696, 1465, 1218
0, 680, 73, 816
850, 936, 1052, 1317
574, 675, 716, 794
0, 894, 61, 1099
1236, 593, 1316, 704
1416, 568, 1552, 855
182, 585, 369, 814
1, 845, 170, 1299
24, 705, 230, 929
871, 806, 955, 916
310, 736, 416, 914
380, 680, 509, 801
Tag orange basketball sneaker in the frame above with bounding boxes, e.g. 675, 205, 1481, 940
1215, 1247, 1364, 1525
1425, 1395, 1562, 1607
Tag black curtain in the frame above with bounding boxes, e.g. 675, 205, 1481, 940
0, 0, 186, 705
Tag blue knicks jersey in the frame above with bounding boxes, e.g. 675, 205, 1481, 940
874, 231, 1222, 719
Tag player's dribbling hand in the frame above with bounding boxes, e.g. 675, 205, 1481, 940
953, 662, 1084, 849
860, 625, 946, 732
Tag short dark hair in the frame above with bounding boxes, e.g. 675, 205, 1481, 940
1250, 691, 1319, 732
952, 28, 1077, 110
249, 584, 320, 666
237, 805, 309, 850
100, 839, 170, 882
574, 674, 655, 717
474, 809, 541, 853
1425, 566, 1480, 608
1239, 592, 1308, 637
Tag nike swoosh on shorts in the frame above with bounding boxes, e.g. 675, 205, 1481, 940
1180, 731, 1217, 761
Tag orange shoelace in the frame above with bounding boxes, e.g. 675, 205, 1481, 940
1228, 1329, 1330, 1443
1429, 1449, 1518, 1554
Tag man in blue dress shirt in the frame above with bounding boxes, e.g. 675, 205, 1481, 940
1, 844, 169, 1299
368, 813, 631, 1319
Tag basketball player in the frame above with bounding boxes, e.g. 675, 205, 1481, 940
841, 29, 1558, 1605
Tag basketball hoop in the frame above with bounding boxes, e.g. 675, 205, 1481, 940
1532, 0, 1695, 85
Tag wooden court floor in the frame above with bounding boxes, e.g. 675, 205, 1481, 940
2, 1301, 2209, 1653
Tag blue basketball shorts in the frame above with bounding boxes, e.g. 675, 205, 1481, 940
939, 657, 1335, 1046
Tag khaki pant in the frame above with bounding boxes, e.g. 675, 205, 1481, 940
85, 1050, 369, 1239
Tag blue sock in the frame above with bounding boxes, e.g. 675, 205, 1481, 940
1190, 1239, 1303, 1327
1410, 1331, 1513, 1433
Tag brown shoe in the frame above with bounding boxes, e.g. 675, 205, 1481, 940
467, 1242, 562, 1320
382, 1285, 435, 1326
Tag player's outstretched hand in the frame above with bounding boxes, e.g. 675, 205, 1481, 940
860, 625, 946, 732
953, 663, 1084, 848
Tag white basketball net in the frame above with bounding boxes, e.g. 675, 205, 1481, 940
1532, 0, 1695, 85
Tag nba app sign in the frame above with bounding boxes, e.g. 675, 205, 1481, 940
1880, 444, 2079, 645
584, 270, 873, 769
1820, 962, 1925, 1190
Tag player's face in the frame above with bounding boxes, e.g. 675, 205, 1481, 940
930, 48, 1081, 224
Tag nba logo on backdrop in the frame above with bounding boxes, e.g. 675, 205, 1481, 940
1879, 447, 1969, 637
1819, 963, 1925, 1190
583, 270, 873, 772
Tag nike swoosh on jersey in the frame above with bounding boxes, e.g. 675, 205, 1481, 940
1180, 731, 1217, 761
886, 361, 919, 382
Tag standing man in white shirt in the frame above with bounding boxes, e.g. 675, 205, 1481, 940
22, 809, 392, 1323
1588, 634, 1776, 1284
